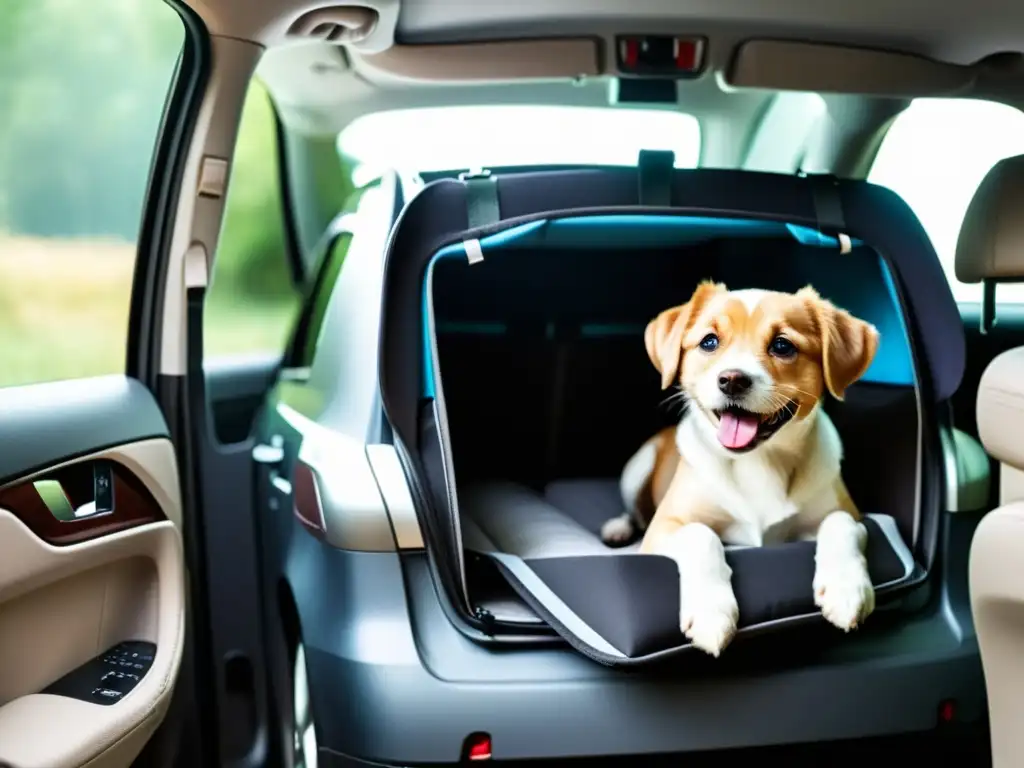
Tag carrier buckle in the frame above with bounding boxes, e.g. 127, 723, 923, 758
458, 167, 492, 181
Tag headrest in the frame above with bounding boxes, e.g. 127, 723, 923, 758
955, 154, 1024, 283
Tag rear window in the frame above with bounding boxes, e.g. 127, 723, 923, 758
867, 98, 1024, 302
338, 105, 701, 178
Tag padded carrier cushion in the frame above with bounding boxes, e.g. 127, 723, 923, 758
461, 479, 912, 660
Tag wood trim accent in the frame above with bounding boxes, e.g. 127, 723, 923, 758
0, 459, 166, 546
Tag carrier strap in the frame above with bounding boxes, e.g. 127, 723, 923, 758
807, 173, 852, 253
461, 169, 501, 229
637, 149, 674, 207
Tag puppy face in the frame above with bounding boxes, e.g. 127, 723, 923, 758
646, 281, 879, 453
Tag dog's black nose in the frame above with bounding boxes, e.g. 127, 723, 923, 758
718, 370, 753, 396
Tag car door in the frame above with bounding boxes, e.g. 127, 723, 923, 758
0, 1, 196, 765
0, 383, 186, 768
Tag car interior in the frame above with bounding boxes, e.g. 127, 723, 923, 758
8, 0, 1024, 766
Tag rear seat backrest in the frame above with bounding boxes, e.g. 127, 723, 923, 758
961, 154, 1024, 768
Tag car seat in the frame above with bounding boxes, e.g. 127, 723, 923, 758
962, 154, 1024, 768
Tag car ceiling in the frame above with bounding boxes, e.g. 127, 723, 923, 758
396, 0, 1024, 65
181, 0, 1024, 168
186, 0, 1024, 63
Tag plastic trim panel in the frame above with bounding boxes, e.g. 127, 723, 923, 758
0, 376, 169, 485
290, 528, 985, 765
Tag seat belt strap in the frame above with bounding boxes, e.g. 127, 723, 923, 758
460, 168, 500, 230
807, 173, 852, 254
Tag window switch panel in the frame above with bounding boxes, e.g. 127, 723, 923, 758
44, 640, 156, 706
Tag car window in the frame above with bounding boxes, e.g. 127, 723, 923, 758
867, 98, 1024, 303
338, 105, 701, 175
203, 79, 302, 360
286, 231, 353, 371
0, 0, 184, 387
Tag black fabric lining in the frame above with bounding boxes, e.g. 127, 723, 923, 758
523, 517, 907, 659
433, 241, 921, 544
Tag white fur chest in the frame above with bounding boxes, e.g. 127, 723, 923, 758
674, 414, 820, 546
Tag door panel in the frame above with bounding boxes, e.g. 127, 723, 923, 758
0, 377, 169, 483
0, 379, 185, 768
205, 353, 281, 444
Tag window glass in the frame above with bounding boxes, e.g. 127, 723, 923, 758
745, 92, 828, 173
204, 79, 302, 359
282, 129, 365, 265
0, 0, 184, 387
339, 105, 701, 178
867, 98, 1024, 302
286, 232, 353, 369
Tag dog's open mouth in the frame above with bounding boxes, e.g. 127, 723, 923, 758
711, 402, 797, 452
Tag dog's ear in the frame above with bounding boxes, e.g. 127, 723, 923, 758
645, 280, 723, 389
802, 288, 879, 400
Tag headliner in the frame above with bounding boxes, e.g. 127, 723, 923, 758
188, 0, 1024, 65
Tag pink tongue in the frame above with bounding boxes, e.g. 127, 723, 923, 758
717, 411, 760, 450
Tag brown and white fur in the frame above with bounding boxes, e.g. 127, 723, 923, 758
600, 281, 880, 657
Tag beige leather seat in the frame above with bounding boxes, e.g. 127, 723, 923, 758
962, 154, 1024, 768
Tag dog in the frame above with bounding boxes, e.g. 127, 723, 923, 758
600, 281, 880, 657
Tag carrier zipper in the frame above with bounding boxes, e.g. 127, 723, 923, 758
391, 434, 528, 643
391, 430, 560, 643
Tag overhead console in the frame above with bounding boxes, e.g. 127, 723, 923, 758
615, 35, 706, 78
610, 34, 707, 104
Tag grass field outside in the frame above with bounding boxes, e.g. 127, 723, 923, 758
0, 235, 298, 388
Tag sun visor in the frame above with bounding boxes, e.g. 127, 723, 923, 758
727, 40, 975, 97
358, 39, 602, 83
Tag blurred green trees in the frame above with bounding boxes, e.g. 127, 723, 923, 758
0, 0, 183, 239
0, 0, 357, 367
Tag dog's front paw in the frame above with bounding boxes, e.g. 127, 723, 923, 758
814, 562, 875, 631
680, 585, 739, 657
600, 514, 635, 546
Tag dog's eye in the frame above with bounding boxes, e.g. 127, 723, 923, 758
769, 336, 797, 358
699, 334, 719, 352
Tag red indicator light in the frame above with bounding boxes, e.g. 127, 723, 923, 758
623, 39, 639, 67
675, 38, 698, 70
464, 732, 492, 761
938, 699, 956, 724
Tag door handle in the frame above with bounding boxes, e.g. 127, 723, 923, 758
252, 435, 284, 466
33, 462, 115, 521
